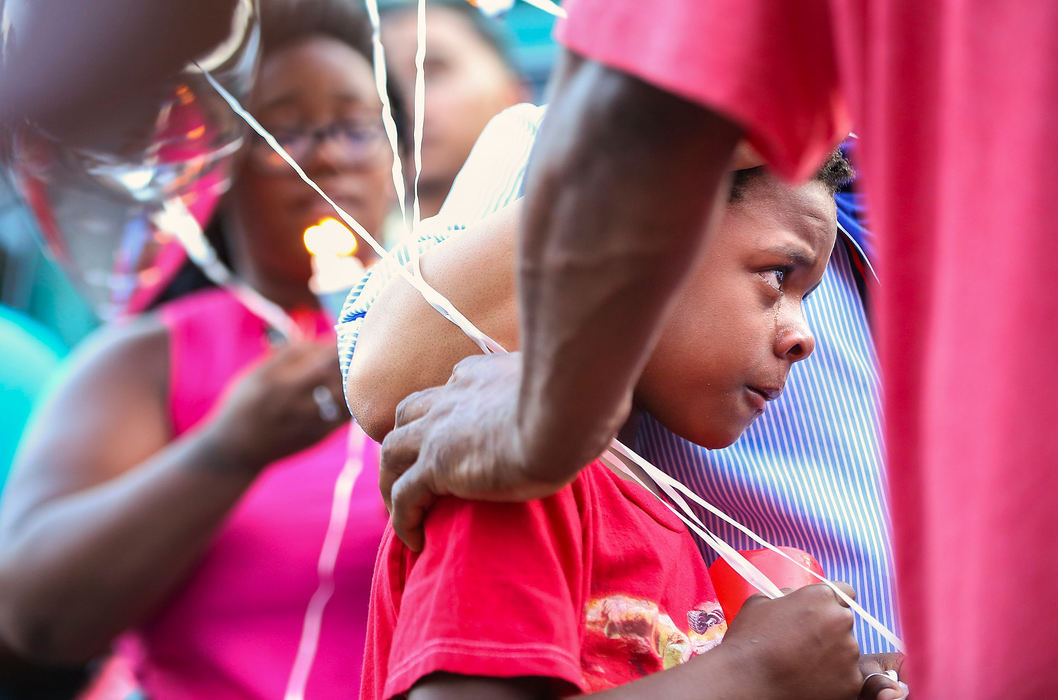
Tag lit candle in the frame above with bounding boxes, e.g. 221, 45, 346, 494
304, 218, 366, 320
464, 0, 514, 15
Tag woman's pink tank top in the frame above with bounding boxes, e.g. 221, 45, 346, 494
120, 288, 389, 699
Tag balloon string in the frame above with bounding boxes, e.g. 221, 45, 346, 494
596, 449, 783, 599
201, 64, 903, 653
520, 0, 567, 18
198, 66, 501, 354
364, 0, 410, 236
412, 0, 426, 231
203, 0, 904, 673
284, 428, 366, 700
606, 438, 904, 651
152, 198, 303, 341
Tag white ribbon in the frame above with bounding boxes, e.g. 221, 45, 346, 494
199, 2, 905, 692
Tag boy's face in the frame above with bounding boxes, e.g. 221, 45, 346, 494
636, 174, 836, 449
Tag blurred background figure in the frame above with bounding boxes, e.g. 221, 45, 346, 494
0, 307, 87, 700
381, 0, 528, 219
0, 1, 400, 698
0, 1, 557, 695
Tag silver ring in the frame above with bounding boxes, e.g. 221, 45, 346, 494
312, 385, 341, 422
862, 672, 890, 685
862, 671, 907, 697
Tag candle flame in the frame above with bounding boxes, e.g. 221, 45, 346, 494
303, 218, 358, 257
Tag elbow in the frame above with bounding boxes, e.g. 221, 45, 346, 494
1, 606, 108, 666
0, 570, 112, 665
346, 362, 396, 444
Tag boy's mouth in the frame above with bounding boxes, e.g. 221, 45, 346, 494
747, 385, 782, 402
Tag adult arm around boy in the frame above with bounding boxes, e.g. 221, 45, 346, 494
380, 58, 741, 550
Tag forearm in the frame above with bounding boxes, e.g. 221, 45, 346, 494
0, 425, 257, 664
517, 58, 741, 477
348, 207, 521, 441
409, 647, 767, 700
583, 646, 766, 700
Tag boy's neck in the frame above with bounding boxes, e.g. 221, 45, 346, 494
603, 409, 665, 499
617, 408, 641, 446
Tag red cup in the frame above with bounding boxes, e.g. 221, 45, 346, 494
708, 546, 826, 621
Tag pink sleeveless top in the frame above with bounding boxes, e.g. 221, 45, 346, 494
119, 288, 389, 699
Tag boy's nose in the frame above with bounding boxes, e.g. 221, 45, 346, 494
775, 315, 816, 363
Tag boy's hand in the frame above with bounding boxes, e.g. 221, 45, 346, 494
858, 653, 909, 700
718, 583, 862, 700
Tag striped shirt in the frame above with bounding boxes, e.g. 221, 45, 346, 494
337, 104, 898, 653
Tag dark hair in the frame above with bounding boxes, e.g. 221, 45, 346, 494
379, 0, 521, 76
259, 0, 408, 145
729, 149, 854, 202
150, 0, 406, 309
259, 0, 373, 65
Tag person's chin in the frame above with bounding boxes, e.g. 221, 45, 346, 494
699, 428, 743, 450
705, 406, 760, 448
666, 416, 745, 451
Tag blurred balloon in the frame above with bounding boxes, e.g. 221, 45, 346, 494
708, 546, 826, 622
4, 0, 259, 318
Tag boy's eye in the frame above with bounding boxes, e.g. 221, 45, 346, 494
758, 268, 786, 290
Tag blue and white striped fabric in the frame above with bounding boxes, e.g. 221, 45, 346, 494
337, 103, 898, 653
634, 238, 896, 653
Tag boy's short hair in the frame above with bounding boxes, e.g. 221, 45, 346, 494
729, 149, 854, 201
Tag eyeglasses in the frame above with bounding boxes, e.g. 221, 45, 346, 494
248, 120, 387, 173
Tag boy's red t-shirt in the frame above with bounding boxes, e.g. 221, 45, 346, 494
361, 460, 727, 699
558, 2, 1058, 696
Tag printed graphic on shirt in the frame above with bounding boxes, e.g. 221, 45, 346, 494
581, 595, 727, 691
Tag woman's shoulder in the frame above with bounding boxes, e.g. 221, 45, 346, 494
62, 312, 172, 397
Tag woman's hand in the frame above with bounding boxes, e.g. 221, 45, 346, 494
206, 341, 348, 475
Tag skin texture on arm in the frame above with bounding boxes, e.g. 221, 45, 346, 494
0, 319, 343, 664
406, 661, 751, 700
347, 204, 522, 442
515, 56, 742, 478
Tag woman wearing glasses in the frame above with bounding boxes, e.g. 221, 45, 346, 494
0, 2, 398, 697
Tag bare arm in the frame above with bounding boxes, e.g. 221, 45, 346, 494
0, 320, 343, 664
378, 54, 742, 550
407, 656, 751, 700
515, 56, 741, 478
347, 205, 521, 442
407, 585, 869, 700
